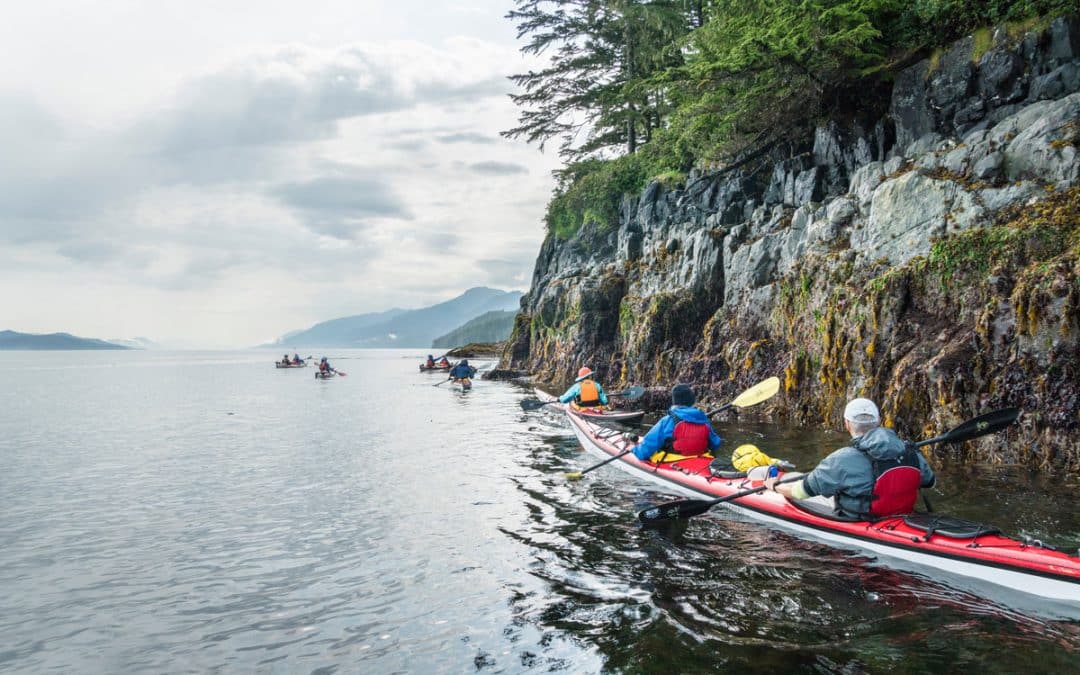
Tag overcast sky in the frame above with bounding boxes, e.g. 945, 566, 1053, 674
0, 1, 560, 348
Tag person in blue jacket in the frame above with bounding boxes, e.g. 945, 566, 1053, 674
448, 359, 476, 380
631, 384, 722, 462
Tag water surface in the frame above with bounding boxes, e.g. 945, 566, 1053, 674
1, 350, 1076, 673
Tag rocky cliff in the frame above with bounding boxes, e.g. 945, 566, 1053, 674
501, 17, 1080, 471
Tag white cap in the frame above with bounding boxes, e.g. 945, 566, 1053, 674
843, 398, 880, 423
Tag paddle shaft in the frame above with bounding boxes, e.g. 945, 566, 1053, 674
705, 402, 733, 416
705, 474, 803, 508
571, 449, 632, 477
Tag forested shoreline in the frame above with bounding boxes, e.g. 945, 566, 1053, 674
505, 0, 1074, 236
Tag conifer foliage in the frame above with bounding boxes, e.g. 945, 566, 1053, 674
504, 0, 1074, 236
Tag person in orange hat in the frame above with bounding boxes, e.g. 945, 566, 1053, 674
558, 367, 609, 409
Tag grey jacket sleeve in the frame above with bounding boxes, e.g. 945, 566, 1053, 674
802, 448, 865, 498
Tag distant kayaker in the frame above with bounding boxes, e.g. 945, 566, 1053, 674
292, 353, 302, 365
448, 359, 476, 381
559, 367, 609, 409
764, 398, 936, 518
282, 354, 291, 365
631, 384, 721, 462
319, 357, 335, 375
438, 356, 450, 367
425, 354, 436, 368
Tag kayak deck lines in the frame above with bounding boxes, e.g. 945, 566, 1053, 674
563, 410, 1080, 607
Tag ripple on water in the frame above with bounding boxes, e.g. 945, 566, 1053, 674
0, 351, 1077, 673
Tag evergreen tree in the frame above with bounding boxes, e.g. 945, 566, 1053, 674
503, 0, 691, 159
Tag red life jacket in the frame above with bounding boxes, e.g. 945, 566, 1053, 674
576, 379, 602, 407
666, 410, 711, 456
864, 445, 924, 517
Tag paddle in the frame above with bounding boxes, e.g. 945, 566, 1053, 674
637, 406, 1023, 524
705, 376, 780, 416
433, 377, 453, 387
565, 378, 780, 480
518, 385, 646, 412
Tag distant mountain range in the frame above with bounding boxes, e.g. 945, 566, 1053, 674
274, 287, 523, 348
107, 337, 160, 350
431, 310, 517, 349
0, 330, 133, 350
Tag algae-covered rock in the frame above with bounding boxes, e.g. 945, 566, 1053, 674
503, 18, 1080, 472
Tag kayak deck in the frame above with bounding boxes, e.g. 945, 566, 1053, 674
564, 410, 1080, 609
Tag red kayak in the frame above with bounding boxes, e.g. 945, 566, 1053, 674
562, 403, 644, 424
565, 410, 1080, 614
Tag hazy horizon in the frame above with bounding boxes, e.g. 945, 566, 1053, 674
0, 1, 556, 349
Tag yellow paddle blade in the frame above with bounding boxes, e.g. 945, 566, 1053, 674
565, 472, 584, 480
730, 376, 780, 408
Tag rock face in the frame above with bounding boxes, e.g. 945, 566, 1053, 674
504, 17, 1080, 471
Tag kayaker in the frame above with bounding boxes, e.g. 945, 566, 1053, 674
292, 353, 302, 365
438, 356, 450, 367
448, 359, 475, 381
425, 354, 436, 368
764, 398, 936, 518
558, 367, 609, 409
319, 357, 335, 375
282, 354, 290, 365
631, 384, 722, 462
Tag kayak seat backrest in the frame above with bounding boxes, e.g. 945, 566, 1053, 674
902, 513, 1001, 539
786, 497, 865, 523
869, 465, 922, 516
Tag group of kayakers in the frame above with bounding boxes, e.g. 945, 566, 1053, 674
560, 366, 935, 522
424, 354, 451, 369
420, 354, 477, 388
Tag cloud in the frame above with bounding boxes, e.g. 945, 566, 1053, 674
0, 31, 557, 347
467, 161, 528, 175
435, 131, 495, 144
273, 173, 412, 240
275, 175, 410, 218
145, 44, 509, 156
384, 139, 428, 152
474, 257, 534, 287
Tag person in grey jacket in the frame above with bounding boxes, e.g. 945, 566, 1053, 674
765, 398, 935, 517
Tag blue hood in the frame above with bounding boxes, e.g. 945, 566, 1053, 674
669, 405, 710, 424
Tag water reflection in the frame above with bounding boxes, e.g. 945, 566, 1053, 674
0, 352, 1075, 674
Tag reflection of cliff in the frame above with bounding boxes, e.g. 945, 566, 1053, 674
503, 18, 1080, 471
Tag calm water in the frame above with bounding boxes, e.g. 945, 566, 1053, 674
0, 350, 1077, 674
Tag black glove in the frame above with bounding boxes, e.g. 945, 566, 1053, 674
622, 432, 639, 443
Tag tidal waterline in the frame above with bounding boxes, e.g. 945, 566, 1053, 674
0, 350, 1076, 673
